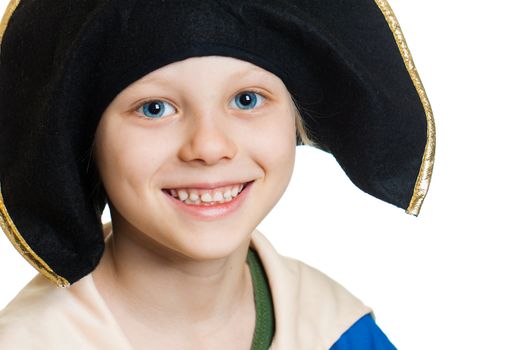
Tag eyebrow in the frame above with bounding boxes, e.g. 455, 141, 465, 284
230, 67, 274, 81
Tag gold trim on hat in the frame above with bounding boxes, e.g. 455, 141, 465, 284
373, 0, 436, 217
0, 0, 70, 288
0, 186, 70, 288
0, 0, 20, 42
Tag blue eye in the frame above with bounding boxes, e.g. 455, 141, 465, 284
137, 100, 176, 119
231, 91, 265, 110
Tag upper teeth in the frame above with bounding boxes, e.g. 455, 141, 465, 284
168, 183, 246, 204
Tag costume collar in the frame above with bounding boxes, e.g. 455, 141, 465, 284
250, 230, 371, 350
0, 228, 370, 350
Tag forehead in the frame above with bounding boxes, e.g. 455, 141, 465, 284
132, 56, 281, 87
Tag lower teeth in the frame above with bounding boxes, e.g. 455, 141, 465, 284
185, 200, 222, 206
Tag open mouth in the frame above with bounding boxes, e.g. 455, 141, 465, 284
162, 181, 252, 206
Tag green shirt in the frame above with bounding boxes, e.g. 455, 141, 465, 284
246, 248, 275, 350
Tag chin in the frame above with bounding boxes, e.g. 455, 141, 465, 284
159, 225, 253, 261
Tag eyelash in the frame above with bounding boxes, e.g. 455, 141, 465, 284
134, 89, 269, 120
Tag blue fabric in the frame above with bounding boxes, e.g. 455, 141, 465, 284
329, 314, 397, 349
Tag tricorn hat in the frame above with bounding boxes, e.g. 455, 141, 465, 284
0, 0, 435, 287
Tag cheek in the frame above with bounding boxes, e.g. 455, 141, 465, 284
94, 119, 169, 201
244, 109, 297, 180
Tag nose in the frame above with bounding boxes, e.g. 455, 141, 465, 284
177, 114, 237, 165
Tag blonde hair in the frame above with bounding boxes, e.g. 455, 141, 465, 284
291, 96, 316, 147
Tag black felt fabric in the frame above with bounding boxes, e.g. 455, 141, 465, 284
0, 0, 427, 284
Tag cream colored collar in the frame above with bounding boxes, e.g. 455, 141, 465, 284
0, 229, 370, 349
250, 230, 371, 349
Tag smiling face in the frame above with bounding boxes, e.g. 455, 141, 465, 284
93, 56, 297, 261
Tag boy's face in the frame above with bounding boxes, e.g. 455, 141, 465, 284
94, 56, 296, 260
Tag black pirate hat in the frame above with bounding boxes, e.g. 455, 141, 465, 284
0, 0, 435, 287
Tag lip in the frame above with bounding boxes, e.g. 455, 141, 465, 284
163, 181, 254, 221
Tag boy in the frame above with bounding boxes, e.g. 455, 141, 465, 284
0, 0, 434, 348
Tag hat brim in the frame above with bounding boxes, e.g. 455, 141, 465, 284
0, 0, 435, 287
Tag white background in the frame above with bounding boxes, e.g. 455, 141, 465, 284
1, 0, 524, 349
